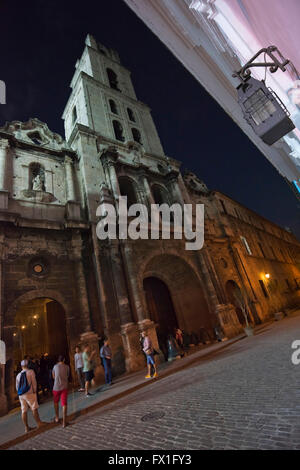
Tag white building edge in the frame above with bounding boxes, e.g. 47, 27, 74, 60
123, 0, 300, 195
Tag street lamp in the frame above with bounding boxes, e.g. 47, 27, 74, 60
265, 273, 270, 279
233, 46, 295, 145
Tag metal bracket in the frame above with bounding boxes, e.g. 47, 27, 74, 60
233, 46, 290, 83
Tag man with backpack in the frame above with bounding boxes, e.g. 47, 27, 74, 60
16, 359, 45, 433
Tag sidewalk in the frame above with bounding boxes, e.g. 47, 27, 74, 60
0, 319, 282, 449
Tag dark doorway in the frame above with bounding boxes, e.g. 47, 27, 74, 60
12, 298, 69, 403
143, 277, 178, 359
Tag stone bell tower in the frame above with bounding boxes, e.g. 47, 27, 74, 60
62, 34, 168, 223
62, 34, 180, 373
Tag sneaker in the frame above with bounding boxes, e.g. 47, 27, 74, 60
85, 392, 93, 397
145, 374, 151, 379
153, 372, 158, 378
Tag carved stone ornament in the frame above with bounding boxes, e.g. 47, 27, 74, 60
0, 118, 70, 151
183, 170, 209, 193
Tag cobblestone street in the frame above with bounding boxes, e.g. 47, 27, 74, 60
10, 313, 300, 450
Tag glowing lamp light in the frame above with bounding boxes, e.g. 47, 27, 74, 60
265, 273, 271, 279
13, 333, 17, 337
237, 77, 295, 145
33, 315, 38, 320
21, 325, 26, 330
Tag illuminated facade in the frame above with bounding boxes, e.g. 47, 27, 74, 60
124, 0, 300, 193
0, 36, 299, 415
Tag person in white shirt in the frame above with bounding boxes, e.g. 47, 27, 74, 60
74, 346, 85, 392
16, 359, 45, 433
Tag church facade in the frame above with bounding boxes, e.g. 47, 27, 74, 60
0, 35, 299, 414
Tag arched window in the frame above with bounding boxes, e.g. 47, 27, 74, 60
132, 128, 142, 144
127, 108, 135, 122
113, 120, 125, 142
109, 99, 118, 114
72, 106, 77, 124
107, 68, 120, 91
29, 163, 45, 191
151, 184, 173, 222
118, 176, 139, 207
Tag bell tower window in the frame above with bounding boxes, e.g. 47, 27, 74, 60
109, 99, 118, 114
72, 106, 77, 124
132, 128, 142, 144
127, 108, 136, 122
107, 68, 120, 91
113, 120, 125, 142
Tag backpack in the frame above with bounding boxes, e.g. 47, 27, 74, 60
17, 371, 31, 396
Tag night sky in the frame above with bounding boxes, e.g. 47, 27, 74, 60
0, 0, 299, 237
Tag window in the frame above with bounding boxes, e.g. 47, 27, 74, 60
118, 177, 138, 207
270, 246, 276, 259
113, 120, 125, 142
259, 280, 269, 298
28, 132, 43, 146
280, 248, 286, 262
107, 68, 120, 91
127, 108, 136, 122
72, 106, 77, 124
132, 128, 142, 144
258, 242, 266, 258
240, 236, 252, 255
219, 200, 227, 214
109, 99, 118, 114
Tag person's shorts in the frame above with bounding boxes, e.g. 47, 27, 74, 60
19, 393, 39, 413
146, 354, 155, 366
84, 370, 94, 382
53, 389, 68, 407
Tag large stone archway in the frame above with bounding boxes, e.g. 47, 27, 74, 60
142, 254, 213, 341
3, 289, 73, 408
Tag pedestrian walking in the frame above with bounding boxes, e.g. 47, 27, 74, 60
74, 346, 85, 392
141, 330, 158, 379
82, 345, 96, 397
52, 355, 70, 428
100, 339, 113, 386
16, 359, 46, 434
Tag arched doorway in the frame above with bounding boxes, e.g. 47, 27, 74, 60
225, 280, 247, 326
12, 298, 69, 403
143, 277, 178, 359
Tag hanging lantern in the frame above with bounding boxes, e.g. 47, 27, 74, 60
237, 77, 295, 145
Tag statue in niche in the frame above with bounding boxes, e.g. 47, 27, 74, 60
31, 165, 45, 191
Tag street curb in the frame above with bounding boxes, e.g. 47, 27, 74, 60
0, 334, 247, 450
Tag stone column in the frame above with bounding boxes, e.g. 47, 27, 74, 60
65, 156, 76, 202
110, 241, 133, 326
100, 149, 120, 202
0, 139, 9, 210
120, 243, 145, 324
65, 156, 80, 220
141, 172, 155, 206
120, 242, 163, 366
107, 161, 121, 202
